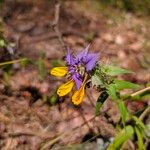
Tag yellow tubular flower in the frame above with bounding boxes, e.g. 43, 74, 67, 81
50, 67, 68, 77
57, 80, 74, 96
72, 83, 86, 105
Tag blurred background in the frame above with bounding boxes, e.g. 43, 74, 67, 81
0, 0, 149, 149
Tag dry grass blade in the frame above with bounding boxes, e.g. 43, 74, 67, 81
131, 86, 150, 97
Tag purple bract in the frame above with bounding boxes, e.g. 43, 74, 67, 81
66, 45, 98, 89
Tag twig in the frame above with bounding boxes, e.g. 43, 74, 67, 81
51, 3, 67, 52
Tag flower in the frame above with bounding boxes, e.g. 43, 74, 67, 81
50, 45, 98, 105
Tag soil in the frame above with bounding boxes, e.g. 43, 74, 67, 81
0, 0, 149, 150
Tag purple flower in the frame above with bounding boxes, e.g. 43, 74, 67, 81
66, 45, 99, 89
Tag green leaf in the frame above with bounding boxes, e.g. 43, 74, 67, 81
102, 65, 132, 76
114, 80, 141, 90
118, 101, 128, 127
132, 116, 146, 131
135, 126, 145, 150
107, 84, 119, 100
0, 39, 6, 47
51, 59, 65, 67
38, 53, 46, 81
44, 92, 59, 105
107, 126, 134, 150
91, 74, 103, 87
49, 92, 59, 105
95, 91, 108, 116
20, 58, 29, 67
3, 72, 10, 85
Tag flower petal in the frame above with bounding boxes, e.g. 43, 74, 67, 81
76, 45, 90, 61
57, 80, 74, 96
72, 73, 82, 90
50, 67, 68, 77
72, 83, 85, 105
66, 49, 75, 65
85, 53, 98, 71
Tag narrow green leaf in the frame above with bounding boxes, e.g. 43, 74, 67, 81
107, 84, 119, 100
95, 91, 108, 116
118, 101, 128, 127
114, 80, 141, 90
0, 58, 27, 66
51, 59, 65, 67
38, 53, 46, 81
135, 126, 145, 150
102, 65, 132, 76
3, 72, 10, 85
132, 116, 146, 131
107, 126, 134, 150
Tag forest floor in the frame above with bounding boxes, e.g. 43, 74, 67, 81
0, 1, 150, 150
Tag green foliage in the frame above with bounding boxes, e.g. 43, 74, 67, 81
106, 79, 140, 101
91, 74, 103, 87
44, 92, 59, 105
107, 125, 134, 150
114, 80, 141, 90
51, 59, 65, 67
0, 39, 6, 47
95, 91, 108, 115
135, 126, 145, 150
3, 71, 11, 85
0, 58, 28, 86
49, 92, 59, 105
0, 58, 28, 67
106, 83, 119, 100
132, 116, 146, 132
101, 65, 132, 76
91, 63, 148, 149
118, 101, 128, 127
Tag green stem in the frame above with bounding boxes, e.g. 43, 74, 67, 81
0, 58, 27, 66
